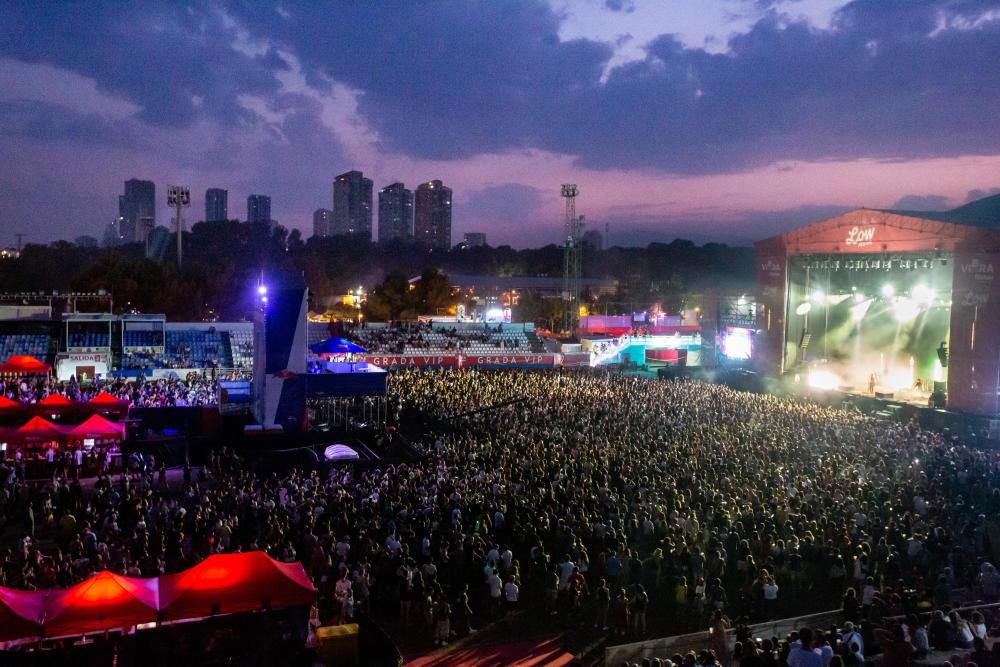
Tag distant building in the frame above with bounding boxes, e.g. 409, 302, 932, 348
415, 180, 452, 250
582, 229, 603, 251
103, 217, 125, 247
332, 170, 373, 239
313, 208, 333, 238
118, 178, 155, 244
205, 188, 228, 222
247, 194, 271, 224
378, 182, 413, 243
74, 235, 98, 248
463, 232, 486, 248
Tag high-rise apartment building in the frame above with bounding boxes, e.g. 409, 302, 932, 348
332, 170, 373, 239
247, 194, 271, 224
313, 208, 333, 238
463, 232, 486, 248
205, 188, 228, 222
414, 180, 453, 250
377, 182, 413, 243
118, 178, 155, 244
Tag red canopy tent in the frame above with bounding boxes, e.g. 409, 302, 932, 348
0, 395, 24, 412
65, 413, 125, 440
12, 416, 66, 442
42, 571, 159, 637
0, 355, 50, 374
0, 552, 316, 643
157, 552, 316, 621
0, 586, 44, 642
87, 391, 128, 415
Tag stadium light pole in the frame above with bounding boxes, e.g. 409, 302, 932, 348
167, 185, 191, 269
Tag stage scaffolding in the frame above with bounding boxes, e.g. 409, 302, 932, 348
307, 395, 388, 432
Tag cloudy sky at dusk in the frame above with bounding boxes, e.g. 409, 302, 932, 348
3, 0, 1000, 248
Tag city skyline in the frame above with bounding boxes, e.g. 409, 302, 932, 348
3, 1, 1000, 249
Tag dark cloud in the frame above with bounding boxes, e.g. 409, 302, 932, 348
0, 3, 280, 129
891, 194, 951, 211
218, 0, 1000, 174
0, 100, 137, 147
604, 0, 636, 12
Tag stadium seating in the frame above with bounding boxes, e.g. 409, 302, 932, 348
228, 330, 254, 369
123, 330, 164, 349
67, 332, 111, 349
349, 324, 533, 356
0, 334, 51, 361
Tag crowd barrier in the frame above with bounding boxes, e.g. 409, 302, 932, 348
362, 353, 563, 369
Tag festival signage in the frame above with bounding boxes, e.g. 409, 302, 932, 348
363, 354, 460, 368
462, 354, 557, 367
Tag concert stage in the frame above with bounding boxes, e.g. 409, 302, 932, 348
755, 206, 1000, 417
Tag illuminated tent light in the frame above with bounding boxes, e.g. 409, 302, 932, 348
795, 302, 812, 316
893, 297, 920, 323
324, 443, 360, 462
882, 284, 895, 297
807, 369, 840, 390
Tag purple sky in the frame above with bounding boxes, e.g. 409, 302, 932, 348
2, 0, 1000, 248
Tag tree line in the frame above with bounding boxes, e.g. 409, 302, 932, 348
0, 221, 754, 321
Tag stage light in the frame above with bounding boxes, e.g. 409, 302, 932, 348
933, 359, 945, 382
853, 292, 866, 304
811, 289, 825, 304
807, 369, 840, 390
795, 302, 812, 315
850, 299, 872, 322
737, 296, 747, 306
913, 283, 935, 306
882, 284, 895, 297
257, 285, 268, 296
887, 367, 913, 390
894, 298, 919, 322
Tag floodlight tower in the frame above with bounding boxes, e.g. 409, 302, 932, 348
561, 184, 584, 334
167, 185, 191, 269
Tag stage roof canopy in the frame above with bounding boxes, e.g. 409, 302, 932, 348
757, 198, 1000, 256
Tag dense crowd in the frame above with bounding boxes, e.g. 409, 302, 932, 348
0, 374, 220, 407
349, 321, 530, 354
2, 369, 1000, 665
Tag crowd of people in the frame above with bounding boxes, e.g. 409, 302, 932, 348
0, 373, 220, 407
2, 369, 1000, 664
348, 320, 532, 355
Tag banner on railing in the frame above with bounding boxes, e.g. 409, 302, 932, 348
363, 354, 461, 368
462, 354, 558, 368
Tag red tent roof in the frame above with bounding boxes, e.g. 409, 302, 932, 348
0, 395, 23, 411
37, 393, 72, 407
66, 413, 125, 439
0, 355, 50, 374
89, 392, 128, 407
158, 552, 315, 621
0, 586, 44, 641
43, 571, 159, 637
0, 552, 315, 642
13, 416, 66, 440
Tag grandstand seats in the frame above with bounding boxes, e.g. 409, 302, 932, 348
123, 330, 164, 349
120, 329, 235, 370
228, 330, 254, 369
0, 334, 51, 361
349, 324, 533, 356
67, 332, 111, 349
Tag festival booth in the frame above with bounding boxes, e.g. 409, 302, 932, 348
87, 391, 130, 419
0, 552, 316, 647
29, 393, 76, 418
0, 355, 50, 376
